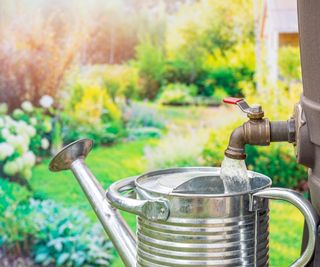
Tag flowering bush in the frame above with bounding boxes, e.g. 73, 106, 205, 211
0, 97, 54, 181
10, 98, 54, 157
61, 82, 124, 145
0, 115, 36, 181
158, 83, 197, 105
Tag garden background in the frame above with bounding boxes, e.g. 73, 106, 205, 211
0, 0, 305, 266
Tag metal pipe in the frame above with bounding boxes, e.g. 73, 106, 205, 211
225, 120, 292, 160
49, 139, 137, 267
270, 121, 290, 142
70, 159, 136, 267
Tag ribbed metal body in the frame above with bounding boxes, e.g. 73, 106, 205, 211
136, 192, 269, 267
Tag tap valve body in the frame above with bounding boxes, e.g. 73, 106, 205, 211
223, 97, 295, 160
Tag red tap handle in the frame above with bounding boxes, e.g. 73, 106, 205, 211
223, 97, 243, 105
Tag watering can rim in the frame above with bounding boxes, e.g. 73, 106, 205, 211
134, 166, 272, 198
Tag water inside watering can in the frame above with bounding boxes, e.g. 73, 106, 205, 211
220, 156, 250, 193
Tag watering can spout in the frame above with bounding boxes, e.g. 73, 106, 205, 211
49, 139, 136, 267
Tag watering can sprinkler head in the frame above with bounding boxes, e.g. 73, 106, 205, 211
223, 97, 296, 160
49, 138, 93, 172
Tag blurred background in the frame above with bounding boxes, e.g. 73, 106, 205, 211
0, 0, 305, 266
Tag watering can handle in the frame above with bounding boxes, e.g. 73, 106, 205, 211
107, 176, 170, 221
251, 188, 319, 267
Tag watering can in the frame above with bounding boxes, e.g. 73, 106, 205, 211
49, 138, 318, 267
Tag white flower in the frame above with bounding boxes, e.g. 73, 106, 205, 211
0, 143, 14, 161
7, 135, 29, 154
13, 108, 24, 118
21, 101, 33, 112
41, 138, 50, 150
21, 168, 32, 180
26, 125, 36, 137
0, 103, 8, 114
3, 161, 19, 176
16, 121, 28, 135
1, 128, 11, 139
22, 152, 36, 167
14, 157, 24, 170
30, 118, 37, 125
39, 95, 54, 109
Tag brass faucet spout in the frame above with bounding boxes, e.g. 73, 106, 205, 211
225, 119, 295, 160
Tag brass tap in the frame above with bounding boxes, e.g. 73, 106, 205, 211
223, 97, 296, 160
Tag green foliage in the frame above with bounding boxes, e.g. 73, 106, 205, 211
134, 38, 165, 99
61, 80, 124, 145
200, 67, 243, 96
127, 127, 162, 140
101, 65, 140, 101
0, 179, 33, 250
164, 0, 254, 96
31, 200, 112, 267
200, 42, 255, 97
158, 83, 197, 105
123, 103, 164, 129
278, 46, 301, 82
246, 145, 307, 188
211, 87, 229, 102
122, 102, 164, 141
163, 59, 203, 85
0, 179, 113, 266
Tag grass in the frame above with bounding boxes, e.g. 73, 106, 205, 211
30, 106, 305, 266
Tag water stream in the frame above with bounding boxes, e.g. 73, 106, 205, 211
220, 156, 250, 193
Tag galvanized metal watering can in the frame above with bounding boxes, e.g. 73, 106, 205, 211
49, 139, 318, 267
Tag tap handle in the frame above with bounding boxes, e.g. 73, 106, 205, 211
223, 97, 264, 119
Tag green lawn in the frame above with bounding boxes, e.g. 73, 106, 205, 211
30, 106, 305, 266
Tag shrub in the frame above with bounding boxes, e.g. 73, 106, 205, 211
0, 179, 34, 256
165, 0, 254, 94
70, 65, 140, 103
158, 83, 197, 105
122, 102, 164, 140
211, 87, 229, 102
61, 82, 124, 145
0, 100, 53, 183
0, 113, 37, 182
10, 98, 54, 157
278, 46, 301, 83
246, 145, 307, 189
134, 38, 165, 99
102, 65, 140, 102
0, 180, 113, 266
31, 200, 112, 267
163, 59, 203, 85
200, 42, 255, 97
